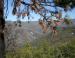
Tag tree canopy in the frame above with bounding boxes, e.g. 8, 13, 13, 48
4, 0, 75, 21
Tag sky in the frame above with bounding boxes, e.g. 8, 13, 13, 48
4, 0, 75, 21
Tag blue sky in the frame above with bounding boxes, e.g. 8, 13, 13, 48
5, 0, 75, 21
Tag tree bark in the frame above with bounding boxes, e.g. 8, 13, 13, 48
0, 0, 5, 58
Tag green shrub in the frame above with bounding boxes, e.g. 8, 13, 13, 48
6, 38, 75, 58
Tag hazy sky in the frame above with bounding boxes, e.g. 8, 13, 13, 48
5, 0, 75, 21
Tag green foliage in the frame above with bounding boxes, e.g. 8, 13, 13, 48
6, 38, 75, 58
58, 42, 75, 58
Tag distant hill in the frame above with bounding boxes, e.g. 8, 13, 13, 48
5, 20, 75, 50
5, 21, 46, 50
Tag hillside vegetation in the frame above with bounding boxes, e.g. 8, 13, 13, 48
6, 27, 75, 58
5, 21, 75, 58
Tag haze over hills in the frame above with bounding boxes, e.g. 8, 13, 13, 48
5, 21, 46, 50
4, 20, 75, 50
